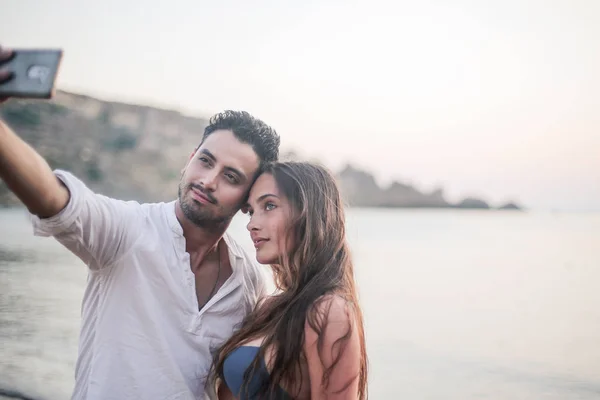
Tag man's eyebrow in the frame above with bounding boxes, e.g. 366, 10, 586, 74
199, 149, 216, 161
225, 166, 247, 181
200, 149, 247, 181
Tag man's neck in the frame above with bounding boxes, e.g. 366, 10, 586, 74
174, 201, 231, 257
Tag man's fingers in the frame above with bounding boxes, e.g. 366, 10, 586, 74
0, 46, 15, 103
0, 69, 13, 83
0, 47, 14, 102
0, 46, 13, 64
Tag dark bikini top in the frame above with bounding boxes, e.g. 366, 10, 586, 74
223, 346, 292, 399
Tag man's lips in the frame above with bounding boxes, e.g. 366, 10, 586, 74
190, 187, 215, 204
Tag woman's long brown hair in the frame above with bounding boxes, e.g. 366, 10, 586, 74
211, 161, 368, 399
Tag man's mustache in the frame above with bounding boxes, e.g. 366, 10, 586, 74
188, 183, 217, 204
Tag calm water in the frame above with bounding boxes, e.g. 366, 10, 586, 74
1, 207, 599, 399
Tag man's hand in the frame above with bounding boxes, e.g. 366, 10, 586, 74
0, 45, 15, 104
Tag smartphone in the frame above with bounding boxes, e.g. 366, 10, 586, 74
0, 49, 63, 99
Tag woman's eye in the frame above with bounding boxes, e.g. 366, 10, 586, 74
265, 203, 276, 211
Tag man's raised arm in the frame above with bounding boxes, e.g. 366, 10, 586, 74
0, 46, 69, 217
0, 119, 70, 217
0, 45, 142, 271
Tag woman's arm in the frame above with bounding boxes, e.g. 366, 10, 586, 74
304, 296, 362, 399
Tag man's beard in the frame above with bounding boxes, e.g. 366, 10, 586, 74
178, 182, 234, 229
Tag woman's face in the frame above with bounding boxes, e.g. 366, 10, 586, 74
245, 173, 293, 265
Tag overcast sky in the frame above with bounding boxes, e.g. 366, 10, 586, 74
2, 0, 599, 211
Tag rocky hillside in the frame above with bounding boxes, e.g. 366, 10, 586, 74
0, 91, 520, 210
0, 91, 209, 206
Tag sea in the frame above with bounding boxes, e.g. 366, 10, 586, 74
1, 207, 599, 399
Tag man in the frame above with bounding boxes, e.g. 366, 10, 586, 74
0, 46, 280, 399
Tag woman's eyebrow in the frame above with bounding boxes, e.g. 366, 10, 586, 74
256, 193, 279, 202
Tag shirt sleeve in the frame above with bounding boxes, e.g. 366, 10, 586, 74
30, 169, 144, 271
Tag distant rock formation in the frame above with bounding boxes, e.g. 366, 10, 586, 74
335, 165, 520, 209
336, 165, 451, 208
0, 91, 522, 210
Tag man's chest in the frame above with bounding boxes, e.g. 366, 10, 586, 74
192, 260, 233, 312
94, 249, 247, 355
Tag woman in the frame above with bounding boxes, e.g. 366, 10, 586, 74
211, 161, 368, 399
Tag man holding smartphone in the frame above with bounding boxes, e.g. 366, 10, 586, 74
0, 45, 280, 400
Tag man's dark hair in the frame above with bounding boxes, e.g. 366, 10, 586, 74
201, 110, 280, 169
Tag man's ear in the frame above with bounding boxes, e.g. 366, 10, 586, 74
181, 148, 198, 175
188, 147, 198, 161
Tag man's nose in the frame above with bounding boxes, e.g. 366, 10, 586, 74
200, 170, 219, 191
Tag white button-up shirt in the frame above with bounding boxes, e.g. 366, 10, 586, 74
30, 170, 268, 400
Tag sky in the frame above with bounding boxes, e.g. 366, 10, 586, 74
1, 0, 599, 211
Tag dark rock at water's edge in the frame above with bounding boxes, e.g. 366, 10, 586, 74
0, 91, 522, 210
0, 387, 39, 400
498, 202, 522, 210
455, 197, 490, 209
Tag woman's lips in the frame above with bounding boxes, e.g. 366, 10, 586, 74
253, 238, 269, 249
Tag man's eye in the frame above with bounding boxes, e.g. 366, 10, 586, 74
225, 173, 238, 183
199, 157, 209, 164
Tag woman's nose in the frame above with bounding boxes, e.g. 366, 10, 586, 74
246, 215, 260, 232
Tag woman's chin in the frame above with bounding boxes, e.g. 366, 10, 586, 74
255, 251, 276, 266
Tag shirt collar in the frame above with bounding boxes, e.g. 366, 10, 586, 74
166, 200, 184, 236
165, 200, 244, 262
